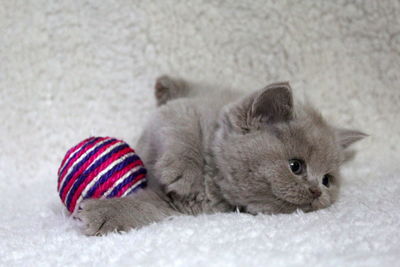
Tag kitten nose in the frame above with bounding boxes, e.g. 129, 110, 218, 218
309, 186, 321, 198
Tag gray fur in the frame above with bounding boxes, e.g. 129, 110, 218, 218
77, 75, 366, 235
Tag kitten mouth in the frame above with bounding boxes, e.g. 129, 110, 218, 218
274, 193, 314, 206
310, 198, 330, 210
297, 200, 322, 212
271, 193, 311, 208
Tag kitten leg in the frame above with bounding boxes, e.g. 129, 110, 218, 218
76, 189, 179, 236
138, 93, 206, 213
154, 75, 190, 106
153, 123, 206, 214
156, 150, 204, 198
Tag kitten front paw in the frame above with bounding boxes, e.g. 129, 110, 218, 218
157, 156, 204, 199
76, 199, 133, 236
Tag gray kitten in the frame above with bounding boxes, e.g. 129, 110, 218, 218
77, 75, 366, 235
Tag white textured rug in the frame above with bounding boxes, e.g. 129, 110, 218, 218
1, 1, 399, 266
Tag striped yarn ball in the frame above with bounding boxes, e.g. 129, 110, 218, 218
57, 137, 147, 213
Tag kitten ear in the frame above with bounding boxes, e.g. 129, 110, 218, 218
221, 82, 293, 133
335, 128, 367, 149
251, 82, 293, 124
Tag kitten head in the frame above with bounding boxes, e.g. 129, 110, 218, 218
213, 82, 366, 214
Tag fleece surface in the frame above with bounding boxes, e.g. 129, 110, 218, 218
1, 1, 399, 266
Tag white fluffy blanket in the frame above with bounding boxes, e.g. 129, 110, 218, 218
1, 1, 399, 266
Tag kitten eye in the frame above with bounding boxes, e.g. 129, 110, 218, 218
289, 159, 305, 175
322, 174, 331, 187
